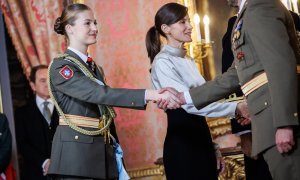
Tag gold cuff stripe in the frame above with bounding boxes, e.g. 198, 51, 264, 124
242, 66, 299, 97
241, 72, 268, 97
59, 114, 103, 129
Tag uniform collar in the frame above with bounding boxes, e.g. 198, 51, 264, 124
162, 45, 186, 58
239, 0, 247, 14
67, 47, 90, 63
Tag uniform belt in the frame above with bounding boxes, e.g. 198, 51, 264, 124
241, 72, 268, 97
59, 114, 104, 129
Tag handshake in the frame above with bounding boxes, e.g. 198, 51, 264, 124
146, 87, 251, 126
146, 87, 185, 110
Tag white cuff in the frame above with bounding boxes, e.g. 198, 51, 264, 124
230, 102, 238, 118
183, 91, 193, 105
213, 143, 222, 158
234, 130, 252, 136
42, 159, 50, 169
144, 90, 147, 104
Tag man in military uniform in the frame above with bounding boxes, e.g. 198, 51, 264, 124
177, 0, 300, 179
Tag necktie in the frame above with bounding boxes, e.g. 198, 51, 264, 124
87, 57, 95, 72
43, 101, 51, 125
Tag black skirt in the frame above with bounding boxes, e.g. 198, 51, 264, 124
163, 108, 218, 180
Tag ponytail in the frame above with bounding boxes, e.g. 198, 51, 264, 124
146, 3, 188, 64
146, 26, 161, 64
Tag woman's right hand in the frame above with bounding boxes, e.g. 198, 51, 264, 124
146, 89, 182, 109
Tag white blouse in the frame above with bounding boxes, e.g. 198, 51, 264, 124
151, 45, 237, 118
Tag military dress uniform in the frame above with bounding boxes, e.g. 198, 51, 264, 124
189, 0, 300, 179
47, 49, 146, 179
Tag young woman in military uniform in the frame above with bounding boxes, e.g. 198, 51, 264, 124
47, 3, 180, 180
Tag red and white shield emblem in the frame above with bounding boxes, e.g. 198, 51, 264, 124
59, 65, 74, 79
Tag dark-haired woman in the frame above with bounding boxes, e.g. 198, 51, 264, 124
48, 3, 181, 180
146, 3, 247, 180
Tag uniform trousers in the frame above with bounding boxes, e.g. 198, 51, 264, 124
263, 135, 300, 180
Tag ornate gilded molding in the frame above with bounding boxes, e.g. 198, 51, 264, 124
207, 94, 245, 137
207, 117, 231, 138
220, 148, 245, 180
128, 149, 245, 180
127, 165, 165, 179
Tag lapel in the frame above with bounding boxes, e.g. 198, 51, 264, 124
32, 100, 48, 126
30, 100, 50, 142
50, 108, 59, 127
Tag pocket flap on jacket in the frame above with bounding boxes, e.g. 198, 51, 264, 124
60, 128, 94, 144
249, 94, 271, 115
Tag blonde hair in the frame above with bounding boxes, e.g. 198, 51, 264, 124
54, 3, 91, 36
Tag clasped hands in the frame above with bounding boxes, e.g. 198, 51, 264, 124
235, 101, 251, 126
146, 88, 185, 109
148, 87, 252, 127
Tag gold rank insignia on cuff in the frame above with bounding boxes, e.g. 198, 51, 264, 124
59, 65, 74, 79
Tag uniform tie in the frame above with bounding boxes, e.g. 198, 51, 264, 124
43, 101, 51, 125
87, 57, 95, 72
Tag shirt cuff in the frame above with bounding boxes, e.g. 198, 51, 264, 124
229, 102, 238, 118
234, 130, 252, 136
144, 90, 147, 104
42, 159, 50, 169
184, 91, 193, 105
213, 143, 222, 158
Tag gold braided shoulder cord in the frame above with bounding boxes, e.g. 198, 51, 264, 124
47, 54, 116, 137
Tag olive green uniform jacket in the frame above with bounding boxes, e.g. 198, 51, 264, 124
48, 49, 146, 179
190, 0, 300, 156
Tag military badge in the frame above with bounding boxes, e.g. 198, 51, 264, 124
234, 20, 243, 34
236, 51, 245, 60
232, 20, 243, 43
59, 65, 74, 79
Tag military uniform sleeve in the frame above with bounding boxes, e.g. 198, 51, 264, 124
189, 65, 240, 110
50, 59, 146, 109
246, 2, 298, 128
152, 58, 237, 117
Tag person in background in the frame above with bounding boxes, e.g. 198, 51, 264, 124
15, 65, 59, 180
147, 3, 250, 180
48, 3, 181, 180
0, 113, 12, 180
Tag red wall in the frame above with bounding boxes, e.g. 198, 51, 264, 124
86, 0, 172, 169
